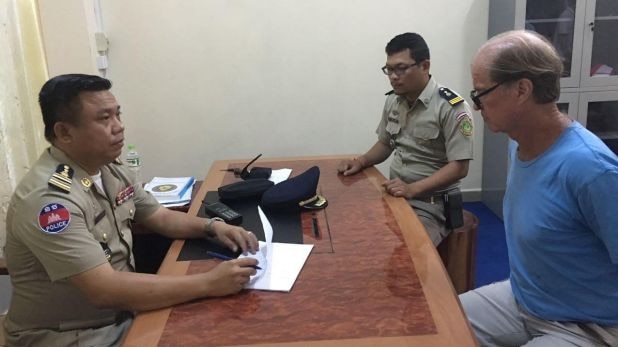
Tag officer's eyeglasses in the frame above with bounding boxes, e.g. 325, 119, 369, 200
381, 63, 419, 77
469, 81, 506, 109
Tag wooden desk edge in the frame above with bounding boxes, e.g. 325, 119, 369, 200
123, 156, 477, 346
122, 162, 219, 346
363, 166, 477, 346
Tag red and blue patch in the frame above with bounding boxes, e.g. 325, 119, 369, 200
38, 203, 71, 234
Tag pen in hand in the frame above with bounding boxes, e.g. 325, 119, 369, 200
206, 250, 262, 270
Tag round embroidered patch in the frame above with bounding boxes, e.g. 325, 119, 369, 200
38, 203, 71, 234
457, 112, 473, 137
152, 184, 177, 192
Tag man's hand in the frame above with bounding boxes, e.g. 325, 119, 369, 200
382, 178, 417, 199
337, 158, 364, 176
202, 258, 258, 296
211, 221, 260, 254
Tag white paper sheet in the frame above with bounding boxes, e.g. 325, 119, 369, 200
158, 185, 193, 207
269, 168, 292, 185
238, 206, 313, 292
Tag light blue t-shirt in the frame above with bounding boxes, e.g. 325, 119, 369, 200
505, 122, 618, 325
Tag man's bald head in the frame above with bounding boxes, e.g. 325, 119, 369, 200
475, 30, 563, 104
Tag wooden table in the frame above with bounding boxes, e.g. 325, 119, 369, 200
122, 155, 477, 347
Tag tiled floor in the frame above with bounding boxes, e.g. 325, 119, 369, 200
463, 202, 510, 288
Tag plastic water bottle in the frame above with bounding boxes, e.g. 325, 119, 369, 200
125, 144, 142, 184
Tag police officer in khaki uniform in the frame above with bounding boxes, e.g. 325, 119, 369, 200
338, 33, 474, 245
3, 74, 260, 346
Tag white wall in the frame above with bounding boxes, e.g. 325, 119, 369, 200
37, 0, 99, 76
38, 0, 489, 196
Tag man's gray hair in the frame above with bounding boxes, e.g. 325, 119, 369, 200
484, 30, 562, 104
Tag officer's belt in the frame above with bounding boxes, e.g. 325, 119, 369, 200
414, 194, 445, 205
56, 311, 133, 331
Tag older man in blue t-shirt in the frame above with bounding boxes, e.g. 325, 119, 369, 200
461, 30, 618, 346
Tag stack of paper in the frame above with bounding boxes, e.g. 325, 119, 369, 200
145, 177, 195, 207
238, 206, 313, 292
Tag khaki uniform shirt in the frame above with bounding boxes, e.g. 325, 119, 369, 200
4, 146, 160, 346
376, 76, 474, 192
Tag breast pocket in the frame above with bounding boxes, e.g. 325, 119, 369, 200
385, 119, 401, 149
91, 212, 113, 243
115, 200, 136, 224
413, 127, 441, 149
111, 199, 136, 251
386, 119, 401, 133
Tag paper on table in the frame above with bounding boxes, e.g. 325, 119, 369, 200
269, 169, 292, 185
158, 185, 193, 207
243, 206, 272, 279
145, 177, 194, 198
156, 187, 193, 207
238, 206, 313, 292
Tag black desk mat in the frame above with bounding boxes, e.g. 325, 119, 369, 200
177, 191, 302, 261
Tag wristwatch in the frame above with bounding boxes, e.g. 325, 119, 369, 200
205, 217, 224, 237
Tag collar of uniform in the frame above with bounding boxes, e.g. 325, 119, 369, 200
48, 145, 72, 164
395, 75, 437, 108
100, 165, 125, 202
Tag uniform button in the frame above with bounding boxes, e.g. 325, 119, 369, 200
130, 209, 134, 214
120, 231, 124, 237
103, 233, 108, 241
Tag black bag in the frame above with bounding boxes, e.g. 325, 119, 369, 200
241, 167, 272, 180
236, 154, 272, 180
218, 179, 274, 200
443, 189, 464, 229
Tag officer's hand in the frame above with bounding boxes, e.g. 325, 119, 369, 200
382, 178, 414, 199
203, 258, 257, 296
211, 221, 259, 254
337, 158, 363, 176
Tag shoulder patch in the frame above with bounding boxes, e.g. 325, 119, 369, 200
38, 203, 71, 234
48, 164, 73, 193
456, 111, 473, 137
438, 87, 464, 106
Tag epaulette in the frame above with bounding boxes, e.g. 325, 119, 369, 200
48, 164, 73, 193
113, 158, 123, 165
438, 87, 464, 106
384, 90, 395, 96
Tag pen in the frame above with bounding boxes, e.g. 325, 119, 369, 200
206, 250, 262, 270
312, 213, 320, 238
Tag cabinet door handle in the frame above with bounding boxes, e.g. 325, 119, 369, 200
589, 21, 595, 31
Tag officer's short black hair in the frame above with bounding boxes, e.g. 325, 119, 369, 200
39, 74, 112, 142
385, 33, 430, 63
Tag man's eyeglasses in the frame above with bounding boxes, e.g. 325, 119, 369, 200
469, 81, 506, 109
381, 63, 419, 77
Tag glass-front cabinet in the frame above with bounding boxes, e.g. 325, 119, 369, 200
578, 91, 618, 153
517, 0, 585, 87
582, 0, 618, 87
513, 0, 618, 154
516, 0, 618, 88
